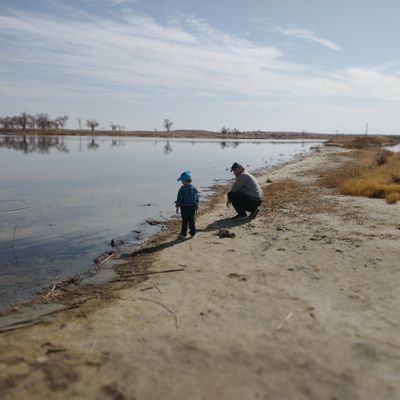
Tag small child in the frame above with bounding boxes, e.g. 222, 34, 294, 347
175, 171, 199, 238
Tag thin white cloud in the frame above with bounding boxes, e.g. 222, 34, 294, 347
0, 10, 287, 97
1, 6, 400, 132
275, 26, 342, 51
110, 0, 139, 4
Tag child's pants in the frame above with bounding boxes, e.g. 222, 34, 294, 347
180, 205, 197, 236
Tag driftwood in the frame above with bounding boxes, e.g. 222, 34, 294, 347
118, 268, 185, 279
140, 284, 163, 295
45, 284, 57, 298
94, 252, 115, 266
276, 311, 294, 330
97, 253, 114, 266
45, 346, 66, 354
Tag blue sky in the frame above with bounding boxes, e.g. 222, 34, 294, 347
1, 0, 400, 134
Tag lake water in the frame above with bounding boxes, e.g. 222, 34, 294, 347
0, 134, 321, 312
387, 144, 400, 152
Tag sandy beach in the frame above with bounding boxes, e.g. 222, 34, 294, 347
1, 144, 399, 400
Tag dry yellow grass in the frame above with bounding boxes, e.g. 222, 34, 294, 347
386, 192, 400, 204
327, 135, 399, 149
320, 146, 400, 204
262, 179, 309, 213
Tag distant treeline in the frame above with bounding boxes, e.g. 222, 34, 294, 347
0, 113, 110, 132
0, 113, 69, 130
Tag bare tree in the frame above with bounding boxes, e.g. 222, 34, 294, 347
0, 116, 9, 128
16, 112, 29, 130
86, 119, 99, 132
0, 116, 16, 129
110, 122, 118, 133
1, 116, 18, 129
27, 114, 36, 129
77, 117, 82, 129
163, 118, 173, 133
0, 114, 30, 129
36, 113, 52, 130
11, 116, 19, 128
55, 115, 69, 129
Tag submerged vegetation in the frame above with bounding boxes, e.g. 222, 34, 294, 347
322, 136, 400, 204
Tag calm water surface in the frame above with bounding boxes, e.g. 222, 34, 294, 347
387, 143, 400, 152
0, 134, 321, 311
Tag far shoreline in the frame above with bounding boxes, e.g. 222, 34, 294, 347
1, 128, 338, 140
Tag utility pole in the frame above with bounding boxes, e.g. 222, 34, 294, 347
365, 122, 368, 135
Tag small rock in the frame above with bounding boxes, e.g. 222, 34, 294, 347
227, 273, 247, 281
217, 229, 236, 238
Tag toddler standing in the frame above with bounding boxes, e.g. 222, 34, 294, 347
175, 171, 199, 238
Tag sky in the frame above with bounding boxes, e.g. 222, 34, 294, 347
1, 0, 400, 134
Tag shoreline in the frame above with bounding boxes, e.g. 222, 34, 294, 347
1, 145, 399, 399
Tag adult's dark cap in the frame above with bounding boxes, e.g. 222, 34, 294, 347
230, 162, 243, 171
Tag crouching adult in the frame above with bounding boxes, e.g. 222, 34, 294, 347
226, 162, 263, 219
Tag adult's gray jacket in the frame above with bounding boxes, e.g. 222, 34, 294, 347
230, 171, 263, 200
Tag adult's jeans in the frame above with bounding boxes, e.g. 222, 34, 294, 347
227, 191, 261, 216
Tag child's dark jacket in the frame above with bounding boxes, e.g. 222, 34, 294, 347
176, 184, 199, 208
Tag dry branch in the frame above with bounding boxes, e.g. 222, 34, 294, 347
118, 268, 185, 279
134, 297, 179, 328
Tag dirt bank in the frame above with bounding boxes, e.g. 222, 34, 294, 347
1, 145, 399, 400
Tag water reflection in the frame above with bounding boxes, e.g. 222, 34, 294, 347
87, 138, 99, 150
158, 140, 244, 154
111, 139, 125, 147
164, 141, 172, 154
0, 135, 69, 153
220, 141, 240, 149
0, 135, 313, 157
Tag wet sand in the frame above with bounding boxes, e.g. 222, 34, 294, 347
0, 145, 399, 400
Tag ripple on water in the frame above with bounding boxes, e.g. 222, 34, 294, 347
0, 199, 30, 213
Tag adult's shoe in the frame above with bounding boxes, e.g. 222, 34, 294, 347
231, 214, 247, 220
249, 208, 260, 220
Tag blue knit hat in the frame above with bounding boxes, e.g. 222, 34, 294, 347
177, 171, 192, 181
